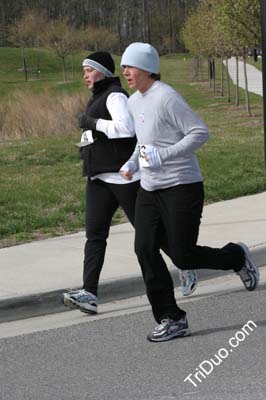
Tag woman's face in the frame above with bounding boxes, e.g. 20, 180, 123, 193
122, 66, 153, 93
83, 66, 105, 89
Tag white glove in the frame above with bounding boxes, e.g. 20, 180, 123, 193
120, 160, 138, 174
144, 146, 162, 168
120, 160, 138, 180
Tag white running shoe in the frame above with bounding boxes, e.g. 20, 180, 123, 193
179, 269, 198, 296
147, 317, 191, 342
63, 289, 98, 314
236, 243, 259, 291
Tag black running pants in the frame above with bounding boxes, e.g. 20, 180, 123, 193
83, 178, 140, 295
134, 182, 245, 323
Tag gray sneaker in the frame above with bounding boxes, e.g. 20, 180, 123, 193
63, 289, 98, 314
179, 269, 198, 296
147, 317, 191, 342
236, 243, 259, 291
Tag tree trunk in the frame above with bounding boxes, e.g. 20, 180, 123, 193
116, 0, 122, 54
221, 56, 224, 96
23, 56, 28, 82
209, 58, 215, 91
226, 58, 231, 103
21, 47, 24, 70
36, 55, 40, 80
235, 55, 239, 106
71, 55, 74, 80
194, 56, 199, 80
62, 56, 67, 82
208, 58, 212, 88
146, 0, 151, 43
142, 0, 146, 41
168, 0, 173, 53
200, 57, 204, 80
21, 47, 28, 82
212, 58, 216, 93
243, 51, 251, 116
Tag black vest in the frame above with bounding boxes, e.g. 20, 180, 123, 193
81, 77, 136, 178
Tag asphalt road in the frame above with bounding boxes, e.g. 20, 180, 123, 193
1, 279, 266, 400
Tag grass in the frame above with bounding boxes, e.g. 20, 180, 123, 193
0, 47, 265, 247
246, 56, 262, 71
0, 47, 126, 98
0, 135, 84, 245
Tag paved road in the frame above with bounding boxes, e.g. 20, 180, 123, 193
226, 57, 262, 96
1, 269, 266, 400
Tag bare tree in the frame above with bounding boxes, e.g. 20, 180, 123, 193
40, 19, 80, 82
81, 26, 119, 53
8, 9, 47, 81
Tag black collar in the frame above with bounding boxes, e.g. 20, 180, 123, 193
93, 77, 122, 95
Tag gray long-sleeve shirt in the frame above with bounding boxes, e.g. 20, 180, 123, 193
128, 80, 210, 191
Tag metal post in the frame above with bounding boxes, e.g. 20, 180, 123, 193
260, 0, 266, 169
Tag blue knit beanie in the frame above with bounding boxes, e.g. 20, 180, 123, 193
121, 43, 160, 74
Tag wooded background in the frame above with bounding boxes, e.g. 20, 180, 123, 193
0, 0, 199, 52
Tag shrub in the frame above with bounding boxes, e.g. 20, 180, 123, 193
0, 91, 87, 139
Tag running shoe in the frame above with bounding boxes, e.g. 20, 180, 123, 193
236, 242, 259, 291
179, 269, 198, 296
147, 317, 191, 342
63, 289, 98, 314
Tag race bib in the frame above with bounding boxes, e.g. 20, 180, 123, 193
138, 144, 151, 167
76, 130, 94, 148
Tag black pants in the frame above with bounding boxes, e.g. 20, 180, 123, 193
83, 179, 140, 295
135, 182, 245, 323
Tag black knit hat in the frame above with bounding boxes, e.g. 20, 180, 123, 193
82, 51, 115, 77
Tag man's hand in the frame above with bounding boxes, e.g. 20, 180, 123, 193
143, 146, 162, 168
120, 160, 138, 181
78, 113, 97, 130
120, 170, 133, 180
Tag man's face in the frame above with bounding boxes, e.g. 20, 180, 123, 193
83, 67, 105, 89
122, 66, 151, 92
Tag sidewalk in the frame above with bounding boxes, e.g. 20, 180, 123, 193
225, 57, 262, 96
0, 191, 266, 321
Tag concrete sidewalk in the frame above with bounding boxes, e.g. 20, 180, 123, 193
0, 191, 266, 321
226, 57, 262, 96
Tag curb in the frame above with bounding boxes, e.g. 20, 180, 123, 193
0, 275, 150, 324
1, 245, 265, 323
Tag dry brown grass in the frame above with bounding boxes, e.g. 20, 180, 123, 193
0, 91, 87, 139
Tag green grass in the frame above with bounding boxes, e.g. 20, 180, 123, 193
0, 135, 84, 244
0, 47, 88, 99
246, 56, 262, 71
0, 47, 127, 98
0, 47, 265, 247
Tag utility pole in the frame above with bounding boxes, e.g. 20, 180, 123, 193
260, 0, 266, 168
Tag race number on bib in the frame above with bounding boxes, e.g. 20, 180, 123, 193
138, 144, 151, 167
